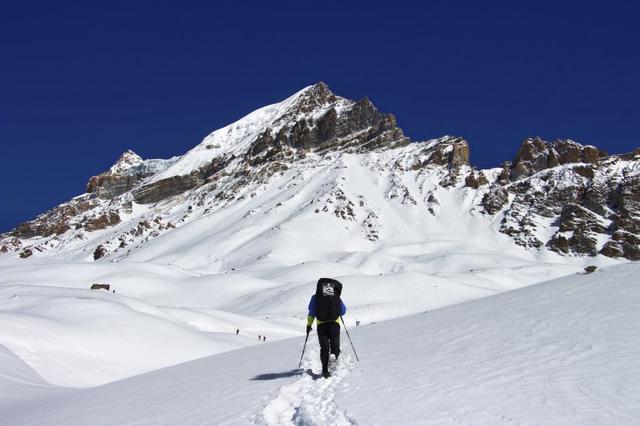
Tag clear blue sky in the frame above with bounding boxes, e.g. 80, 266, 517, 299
1, 1, 639, 232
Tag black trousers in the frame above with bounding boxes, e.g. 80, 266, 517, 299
317, 322, 340, 372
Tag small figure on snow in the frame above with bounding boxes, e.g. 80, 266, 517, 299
236, 328, 239, 335
306, 278, 347, 379
258, 335, 261, 341
263, 336, 266, 342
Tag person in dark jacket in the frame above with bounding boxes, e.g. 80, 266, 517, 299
306, 278, 347, 378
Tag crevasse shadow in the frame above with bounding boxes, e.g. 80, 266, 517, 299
251, 369, 301, 381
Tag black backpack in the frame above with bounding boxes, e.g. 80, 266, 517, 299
315, 278, 343, 322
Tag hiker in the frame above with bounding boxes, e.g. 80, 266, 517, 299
236, 328, 239, 335
258, 335, 261, 341
263, 336, 266, 342
306, 278, 347, 378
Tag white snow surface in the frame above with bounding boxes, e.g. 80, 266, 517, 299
0, 147, 625, 389
2, 262, 639, 425
3, 141, 625, 388
1, 84, 638, 424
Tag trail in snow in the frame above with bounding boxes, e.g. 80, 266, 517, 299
258, 341, 357, 426
1, 264, 640, 425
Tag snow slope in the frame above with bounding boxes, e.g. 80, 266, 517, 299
3, 149, 612, 387
0, 241, 589, 388
0, 82, 635, 416
0, 129, 626, 393
3, 262, 638, 425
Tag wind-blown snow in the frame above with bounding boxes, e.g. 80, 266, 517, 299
2, 263, 638, 425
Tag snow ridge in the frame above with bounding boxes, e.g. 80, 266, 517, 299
149, 83, 351, 183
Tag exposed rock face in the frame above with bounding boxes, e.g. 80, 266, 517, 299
116, 83, 410, 206
133, 173, 203, 204
86, 150, 145, 199
246, 87, 409, 167
93, 245, 107, 260
482, 185, 509, 214
84, 211, 121, 232
1, 83, 638, 263
11, 198, 98, 239
407, 137, 471, 186
601, 231, 640, 260
87, 174, 140, 199
546, 204, 603, 256
86, 150, 177, 199
0, 237, 21, 254
427, 137, 470, 169
509, 138, 607, 181
491, 138, 640, 258
465, 171, 488, 189
132, 156, 233, 204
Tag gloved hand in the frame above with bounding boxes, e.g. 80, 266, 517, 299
306, 325, 312, 335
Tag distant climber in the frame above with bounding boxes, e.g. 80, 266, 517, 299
258, 335, 261, 341
236, 328, 239, 335
263, 336, 266, 342
306, 278, 346, 378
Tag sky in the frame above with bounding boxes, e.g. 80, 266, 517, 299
1, 0, 639, 232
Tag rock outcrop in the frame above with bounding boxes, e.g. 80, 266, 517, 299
508, 138, 606, 181
87, 150, 177, 199
1, 83, 638, 263
482, 185, 509, 214
246, 84, 409, 167
11, 198, 98, 239
491, 139, 640, 258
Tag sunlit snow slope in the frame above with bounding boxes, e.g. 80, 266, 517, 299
0, 82, 635, 394
2, 263, 638, 425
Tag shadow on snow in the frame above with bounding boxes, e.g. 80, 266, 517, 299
250, 369, 302, 381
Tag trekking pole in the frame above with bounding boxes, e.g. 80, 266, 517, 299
340, 316, 360, 362
298, 331, 310, 371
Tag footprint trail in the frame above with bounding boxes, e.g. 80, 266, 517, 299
258, 341, 357, 425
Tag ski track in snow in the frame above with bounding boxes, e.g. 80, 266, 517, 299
258, 341, 357, 426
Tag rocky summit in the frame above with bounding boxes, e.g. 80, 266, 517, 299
1, 83, 639, 262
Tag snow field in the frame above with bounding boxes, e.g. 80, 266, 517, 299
0, 247, 587, 388
2, 82, 638, 424
0, 123, 632, 417
2, 262, 639, 425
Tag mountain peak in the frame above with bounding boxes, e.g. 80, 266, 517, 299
5, 84, 639, 265
302, 81, 331, 95
149, 82, 399, 182
109, 150, 143, 174
288, 82, 339, 114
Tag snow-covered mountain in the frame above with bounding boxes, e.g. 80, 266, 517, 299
3, 262, 639, 425
2, 82, 639, 263
0, 82, 638, 396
